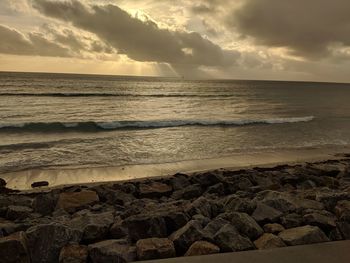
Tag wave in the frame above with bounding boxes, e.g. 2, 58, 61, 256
0, 116, 315, 132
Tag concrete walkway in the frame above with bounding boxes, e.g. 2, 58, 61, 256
138, 241, 350, 263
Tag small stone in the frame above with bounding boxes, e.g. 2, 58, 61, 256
56, 190, 99, 213
59, 244, 88, 263
139, 182, 172, 198
88, 239, 136, 263
184, 241, 220, 256
254, 233, 286, 250
136, 238, 176, 260
0, 231, 30, 263
6, 206, 33, 221
31, 181, 49, 188
263, 223, 285, 234
278, 225, 329, 246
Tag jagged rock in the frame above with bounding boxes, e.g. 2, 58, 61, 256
303, 212, 336, 230
88, 239, 136, 263
278, 225, 329, 246
170, 174, 190, 191
110, 216, 128, 239
254, 191, 297, 213
26, 223, 82, 263
185, 197, 216, 218
169, 220, 204, 255
203, 217, 230, 239
280, 213, 304, 229
316, 191, 350, 211
213, 224, 254, 252
0, 220, 17, 236
139, 182, 172, 198
124, 214, 167, 242
69, 211, 114, 243
171, 184, 202, 200
335, 200, 350, 221
192, 214, 210, 227
191, 172, 223, 187
0, 195, 32, 209
0, 231, 30, 263
32, 192, 58, 216
92, 186, 134, 206
136, 238, 176, 260
252, 203, 283, 224
224, 196, 257, 215
206, 183, 225, 195
6, 206, 33, 220
254, 233, 286, 249
184, 241, 220, 256
263, 223, 285, 234
227, 212, 264, 240
337, 221, 350, 239
31, 181, 49, 188
59, 244, 88, 263
56, 190, 99, 213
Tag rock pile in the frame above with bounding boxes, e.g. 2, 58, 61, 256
0, 158, 350, 262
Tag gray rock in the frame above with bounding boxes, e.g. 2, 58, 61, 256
202, 217, 230, 239
224, 196, 257, 215
252, 203, 283, 224
254, 191, 297, 213
169, 220, 204, 255
0, 231, 30, 263
254, 233, 286, 250
0, 220, 18, 236
228, 212, 264, 240
136, 238, 176, 260
171, 184, 202, 200
92, 186, 134, 206
206, 183, 225, 195
281, 213, 304, 229
316, 191, 350, 211
59, 244, 88, 263
303, 212, 336, 230
32, 192, 58, 216
69, 211, 114, 243
6, 206, 33, 221
278, 225, 329, 246
26, 223, 82, 263
139, 182, 172, 198
184, 241, 220, 256
263, 223, 285, 234
213, 224, 254, 252
88, 239, 136, 263
185, 197, 215, 218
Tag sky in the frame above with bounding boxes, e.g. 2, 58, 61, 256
1, 0, 350, 82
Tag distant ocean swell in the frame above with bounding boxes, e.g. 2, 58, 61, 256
0, 116, 315, 132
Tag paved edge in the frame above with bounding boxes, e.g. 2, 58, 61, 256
136, 241, 350, 263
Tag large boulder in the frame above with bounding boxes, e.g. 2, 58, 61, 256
169, 220, 204, 255
202, 218, 230, 239
69, 211, 114, 243
6, 206, 33, 221
136, 238, 176, 260
32, 192, 58, 216
226, 212, 264, 240
254, 233, 286, 250
59, 244, 88, 263
184, 241, 220, 257
139, 182, 172, 198
252, 203, 283, 224
303, 212, 336, 231
213, 224, 254, 252
56, 190, 99, 213
185, 197, 217, 218
224, 196, 257, 215
26, 223, 82, 263
88, 239, 136, 263
0, 231, 30, 263
254, 191, 297, 213
278, 225, 329, 246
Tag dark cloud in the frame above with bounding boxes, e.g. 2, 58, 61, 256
32, 0, 238, 71
0, 24, 71, 57
229, 0, 350, 59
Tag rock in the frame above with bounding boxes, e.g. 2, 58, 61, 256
88, 239, 136, 263
337, 221, 350, 239
237, 177, 254, 191
0, 220, 18, 236
335, 200, 350, 221
136, 238, 176, 260
31, 181, 49, 188
252, 203, 283, 224
0, 231, 30, 263
59, 244, 88, 263
185, 197, 215, 218
92, 186, 134, 206
192, 214, 210, 227
171, 184, 202, 200
184, 241, 220, 256
202, 217, 230, 239
254, 233, 286, 250
26, 223, 82, 263
254, 191, 297, 213
228, 212, 264, 240
169, 220, 204, 255
139, 182, 172, 198
206, 183, 225, 195
280, 213, 304, 229
124, 214, 167, 242
6, 206, 33, 221
191, 172, 223, 187
278, 225, 329, 246
316, 191, 350, 211
69, 211, 114, 243
32, 192, 58, 216
213, 224, 254, 252
110, 216, 128, 239
170, 174, 190, 191
303, 212, 336, 230
224, 196, 257, 215
0, 178, 6, 188
263, 223, 285, 234
56, 190, 99, 213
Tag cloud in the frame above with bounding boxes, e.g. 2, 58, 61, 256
0, 24, 71, 57
229, 0, 350, 59
32, 0, 239, 73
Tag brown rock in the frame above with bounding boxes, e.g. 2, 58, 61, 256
136, 238, 176, 260
139, 182, 172, 198
56, 190, 99, 212
0, 231, 30, 263
335, 200, 350, 221
6, 206, 33, 220
254, 233, 286, 250
278, 225, 329, 246
184, 241, 220, 256
303, 212, 336, 230
59, 244, 88, 263
263, 223, 285, 234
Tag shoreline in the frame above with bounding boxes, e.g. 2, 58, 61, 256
0, 153, 350, 262
2, 146, 350, 191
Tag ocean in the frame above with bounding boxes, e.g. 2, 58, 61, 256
1, 71, 350, 176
